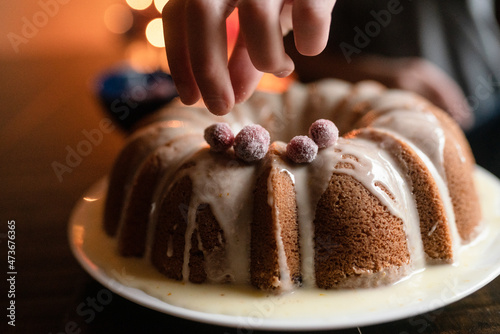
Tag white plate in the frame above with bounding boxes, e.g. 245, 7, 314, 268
69, 167, 500, 331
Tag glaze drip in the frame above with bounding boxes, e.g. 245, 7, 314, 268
106, 79, 481, 292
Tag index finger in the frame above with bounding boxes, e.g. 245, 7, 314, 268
292, 0, 336, 56
185, 0, 237, 115
162, 0, 201, 105
238, 0, 295, 76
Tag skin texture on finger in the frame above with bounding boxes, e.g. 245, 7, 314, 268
185, 0, 239, 115
162, 0, 201, 105
238, 0, 294, 76
292, 0, 336, 56
279, 3, 293, 35
229, 33, 264, 103
185, 0, 238, 115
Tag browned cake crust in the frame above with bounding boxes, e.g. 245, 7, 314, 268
333, 81, 386, 135
151, 175, 192, 280
314, 173, 411, 289
104, 125, 175, 236
188, 227, 206, 283
117, 134, 204, 257
118, 151, 166, 257
352, 129, 454, 262
251, 165, 301, 291
150, 168, 229, 284
191, 204, 228, 283
104, 80, 483, 292
355, 102, 482, 245
428, 108, 482, 242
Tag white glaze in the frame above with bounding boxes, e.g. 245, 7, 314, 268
76, 168, 498, 320
371, 109, 447, 179
268, 166, 293, 290
111, 79, 479, 292
376, 129, 461, 260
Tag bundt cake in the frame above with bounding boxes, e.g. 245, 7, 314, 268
103, 79, 482, 292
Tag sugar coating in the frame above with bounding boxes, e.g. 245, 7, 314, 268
204, 123, 235, 152
286, 136, 318, 163
234, 124, 271, 162
309, 119, 339, 148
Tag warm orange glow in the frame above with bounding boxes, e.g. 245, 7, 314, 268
257, 73, 296, 93
104, 4, 134, 34
227, 9, 239, 55
154, 0, 169, 13
164, 120, 184, 128
127, 40, 165, 72
126, 0, 153, 11
145, 18, 165, 48
72, 225, 85, 247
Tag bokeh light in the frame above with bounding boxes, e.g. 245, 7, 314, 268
104, 4, 134, 34
154, 0, 169, 13
125, 0, 153, 11
126, 40, 166, 72
145, 18, 165, 48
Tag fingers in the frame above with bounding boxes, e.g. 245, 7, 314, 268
162, 0, 201, 105
292, 0, 336, 56
395, 58, 474, 128
424, 69, 474, 128
162, 0, 336, 115
185, 0, 237, 115
163, 0, 237, 115
238, 0, 295, 77
229, 33, 264, 103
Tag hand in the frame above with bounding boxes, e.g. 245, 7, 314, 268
290, 53, 474, 128
378, 58, 474, 129
162, 0, 337, 115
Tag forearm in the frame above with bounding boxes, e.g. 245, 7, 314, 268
284, 41, 473, 128
285, 41, 400, 86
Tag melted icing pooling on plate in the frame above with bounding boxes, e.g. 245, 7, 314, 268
70, 168, 500, 324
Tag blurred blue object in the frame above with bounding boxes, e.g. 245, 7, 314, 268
96, 66, 178, 132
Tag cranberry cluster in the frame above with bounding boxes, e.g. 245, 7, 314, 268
286, 119, 339, 163
204, 123, 270, 162
204, 119, 338, 164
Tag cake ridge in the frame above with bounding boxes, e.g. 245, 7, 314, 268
104, 79, 483, 292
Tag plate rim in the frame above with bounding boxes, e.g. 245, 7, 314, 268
68, 167, 500, 331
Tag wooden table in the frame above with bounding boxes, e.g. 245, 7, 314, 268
1, 53, 499, 334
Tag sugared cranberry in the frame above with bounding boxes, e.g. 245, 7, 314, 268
286, 136, 318, 163
309, 119, 339, 148
233, 124, 270, 162
204, 123, 235, 152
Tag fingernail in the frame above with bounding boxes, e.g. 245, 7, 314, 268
274, 70, 293, 78
205, 98, 229, 115
175, 84, 192, 104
